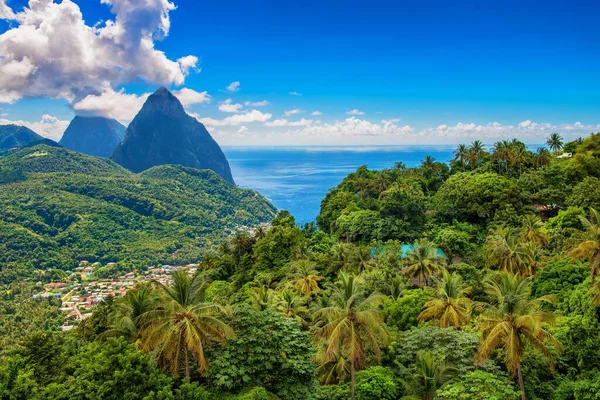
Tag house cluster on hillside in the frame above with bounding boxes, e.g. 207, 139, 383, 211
35, 261, 199, 332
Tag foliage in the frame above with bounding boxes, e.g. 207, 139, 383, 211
437, 370, 521, 400
385, 289, 429, 331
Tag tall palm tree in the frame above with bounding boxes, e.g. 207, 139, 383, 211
492, 140, 510, 175
313, 272, 389, 400
568, 208, 600, 304
402, 351, 457, 400
453, 144, 469, 168
249, 284, 276, 311
353, 246, 374, 273
467, 140, 486, 168
521, 214, 549, 246
276, 288, 308, 324
510, 145, 531, 176
329, 242, 350, 273
140, 271, 233, 380
102, 284, 158, 343
484, 227, 528, 275
476, 272, 561, 400
533, 148, 551, 168
421, 155, 436, 170
291, 259, 322, 298
418, 272, 472, 328
546, 133, 564, 153
404, 240, 447, 288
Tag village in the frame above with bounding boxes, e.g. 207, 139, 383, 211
34, 261, 198, 332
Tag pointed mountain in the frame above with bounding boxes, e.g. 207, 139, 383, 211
111, 87, 234, 183
59, 116, 125, 157
0, 124, 44, 151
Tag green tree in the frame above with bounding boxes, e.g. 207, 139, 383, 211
437, 370, 521, 400
402, 351, 457, 400
546, 133, 564, 153
568, 208, 600, 304
140, 271, 233, 380
404, 240, 447, 288
314, 272, 389, 400
476, 272, 562, 400
385, 289, 429, 331
418, 272, 472, 328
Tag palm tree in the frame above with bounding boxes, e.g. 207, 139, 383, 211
533, 148, 551, 168
521, 214, 548, 246
568, 208, 600, 304
353, 246, 374, 273
467, 140, 486, 168
313, 272, 389, 400
418, 272, 472, 328
140, 271, 233, 380
484, 227, 528, 275
291, 260, 322, 298
520, 242, 546, 277
546, 133, 564, 153
249, 284, 276, 311
102, 284, 158, 343
510, 145, 531, 176
402, 351, 457, 400
476, 272, 561, 400
421, 155, 435, 169
453, 144, 469, 168
404, 240, 447, 288
329, 242, 350, 273
276, 289, 308, 324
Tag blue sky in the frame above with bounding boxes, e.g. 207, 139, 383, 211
1, 0, 600, 144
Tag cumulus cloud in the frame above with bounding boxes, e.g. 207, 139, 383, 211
0, 114, 70, 141
289, 91, 302, 96
172, 88, 210, 107
218, 99, 243, 113
0, 0, 197, 107
265, 118, 313, 127
283, 108, 302, 117
237, 126, 248, 134
284, 117, 414, 138
244, 100, 269, 107
311, 111, 322, 116
72, 87, 150, 122
346, 109, 365, 116
226, 81, 240, 92
198, 110, 272, 126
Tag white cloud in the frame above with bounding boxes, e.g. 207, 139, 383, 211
0, 114, 70, 141
382, 118, 401, 124
198, 110, 272, 126
265, 118, 313, 127
346, 109, 365, 116
237, 126, 248, 134
226, 81, 240, 92
289, 91, 302, 96
72, 87, 150, 122
311, 111, 322, 116
0, 0, 197, 104
284, 108, 302, 117
172, 88, 210, 107
218, 99, 243, 113
244, 100, 269, 107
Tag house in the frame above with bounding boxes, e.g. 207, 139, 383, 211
557, 152, 573, 159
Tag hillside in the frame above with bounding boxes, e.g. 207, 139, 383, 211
0, 144, 276, 282
0, 124, 43, 151
59, 116, 125, 157
111, 87, 235, 183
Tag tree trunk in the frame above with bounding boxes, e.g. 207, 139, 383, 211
185, 348, 190, 382
350, 359, 356, 400
517, 362, 526, 400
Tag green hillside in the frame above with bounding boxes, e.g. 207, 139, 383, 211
0, 144, 276, 282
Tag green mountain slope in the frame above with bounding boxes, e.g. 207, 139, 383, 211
0, 145, 276, 282
0, 124, 43, 151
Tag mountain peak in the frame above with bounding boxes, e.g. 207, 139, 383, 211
59, 116, 125, 158
142, 87, 186, 117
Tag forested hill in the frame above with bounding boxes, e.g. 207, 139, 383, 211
0, 144, 276, 282
0, 124, 43, 151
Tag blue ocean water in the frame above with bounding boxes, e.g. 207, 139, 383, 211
223, 146, 457, 224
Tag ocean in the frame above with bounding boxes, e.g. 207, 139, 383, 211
223, 145, 458, 224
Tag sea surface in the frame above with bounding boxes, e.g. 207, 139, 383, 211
223, 146, 457, 224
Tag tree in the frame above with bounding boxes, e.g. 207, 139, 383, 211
418, 272, 472, 328
454, 144, 469, 168
533, 148, 551, 168
437, 370, 521, 400
291, 259, 322, 298
521, 215, 548, 246
209, 306, 316, 400
404, 240, 447, 288
385, 288, 429, 331
402, 351, 457, 400
476, 272, 562, 400
546, 133, 564, 153
484, 227, 527, 275
568, 208, 600, 304
313, 272, 389, 400
140, 271, 233, 380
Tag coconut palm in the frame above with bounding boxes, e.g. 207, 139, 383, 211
568, 208, 600, 304
418, 272, 472, 328
276, 288, 308, 324
546, 133, 564, 153
533, 147, 551, 168
476, 272, 561, 400
467, 140, 486, 168
520, 242, 546, 277
353, 246, 374, 273
404, 240, 447, 288
249, 284, 276, 311
484, 227, 528, 275
421, 155, 436, 170
102, 283, 158, 343
139, 271, 233, 380
453, 144, 469, 168
521, 214, 548, 246
291, 259, 322, 298
402, 351, 457, 400
329, 242, 350, 273
313, 272, 389, 400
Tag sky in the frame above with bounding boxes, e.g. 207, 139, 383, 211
1, 0, 600, 145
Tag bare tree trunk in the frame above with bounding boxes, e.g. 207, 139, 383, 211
517, 362, 527, 400
351, 359, 356, 400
